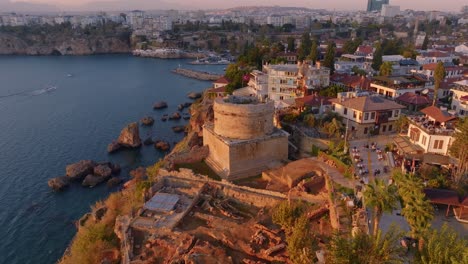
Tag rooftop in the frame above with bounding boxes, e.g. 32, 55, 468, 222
331, 95, 405, 112
371, 75, 427, 89
395, 92, 431, 106
143, 193, 180, 213
420, 106, 457, 123
214, 76, 230, 84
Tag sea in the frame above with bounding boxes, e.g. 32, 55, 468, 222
0, 55, 225, 264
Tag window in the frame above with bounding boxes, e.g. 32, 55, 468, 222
433, 140, 444, 149
460, 110, 465, 116
389, 125, 393, 131
279, 96, 284, 100
353, 111, 357, 118
371, 112, 375, 119
382, 125, 387, 132
422, 135, 427, 145
344, 108, 348, 115
364, 127, 368, 134
394, 110, 399, 118
364, 112, 369, 120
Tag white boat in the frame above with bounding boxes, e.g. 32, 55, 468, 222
67, 74, 73, 77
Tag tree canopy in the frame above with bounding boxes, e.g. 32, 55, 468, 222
449, 117, 468, 186
379, 61, 393, 76
372, 43, 383, 71
433, 62, 446, 106
323, 41, 336, 75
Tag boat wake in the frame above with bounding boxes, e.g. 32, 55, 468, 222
0, 85, 58, 99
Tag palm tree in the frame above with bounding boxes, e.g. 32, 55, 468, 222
418, 224, 468, 264
393, 172, 434, 251
363, 179, 399, 236
328, 226, 405, 264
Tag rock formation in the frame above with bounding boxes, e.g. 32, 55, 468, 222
153, 101, 168, 109
140, 116, 155, 126
154, 140, 170, 151
48, 176, 70, 191
66, 160, 96, 181
117, 122, 141, 147
169, 112, 181, 120
187, 92, 202, 100
172, 126, 186, 133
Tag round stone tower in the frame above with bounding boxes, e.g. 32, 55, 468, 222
213, 96, 274, 140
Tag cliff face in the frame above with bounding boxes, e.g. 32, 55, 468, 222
0, 33, 131, 55
0, 23, 132, 55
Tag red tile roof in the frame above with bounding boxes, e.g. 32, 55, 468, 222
295, 94, 332, 107
208, 86, 227, 93
330, 96, 405, 112
420, 106, 457, 123
423, 51, 450, 57
424, 188, 461, 206
214, 77, 230, 84
396, 92, 431, 106
422, 63, 465, 72
356, 45, 374, 55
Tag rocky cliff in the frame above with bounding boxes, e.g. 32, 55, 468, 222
0, 23, 131, 55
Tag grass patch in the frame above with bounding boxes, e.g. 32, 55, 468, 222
175, 161, 221, 180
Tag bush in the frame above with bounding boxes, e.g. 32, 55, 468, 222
272, 201, 306, 231
287, 215, 317, 264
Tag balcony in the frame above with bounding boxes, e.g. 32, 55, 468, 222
408, 116, 455, 136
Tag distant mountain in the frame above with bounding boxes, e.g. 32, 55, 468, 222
0, 0, 59, 13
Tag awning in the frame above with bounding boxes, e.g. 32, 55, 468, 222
393, 135, 424, 156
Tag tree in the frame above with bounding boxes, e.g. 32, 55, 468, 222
393, 172, 434, 251
449, 117, 468, 185
417, 224, 468, 264
379, 61, 393, 76
364, 179, 399, 236
303, 114, 316, 127
323, 41, 336, 75
372, 43, 383, 71
328, 226, 404, 264
433, 61, 446, 106
342, 38, 362, 54
394, 115, 409, 133
298, 32, 312, 61
287, 37, 296, 52
287, 215, 316, 264
309, 40, 319, 65
421, 35, 429, 50
224, 63, 251, 93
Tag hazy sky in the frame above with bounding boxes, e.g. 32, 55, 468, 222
6, 0, 467, 11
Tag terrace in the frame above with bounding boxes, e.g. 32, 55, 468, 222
407, 115, 455, 136
371, 76, 427, 90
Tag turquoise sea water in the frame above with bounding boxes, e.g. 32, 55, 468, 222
0, 55, 224, 264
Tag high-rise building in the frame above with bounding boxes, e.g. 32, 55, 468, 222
381, 4, 400, 17
367, 0, 389, 12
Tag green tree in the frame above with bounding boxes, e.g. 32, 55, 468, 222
298, 32, 312, 61
433, 61, 446, 106
421, 35, 429, 50
303, 114, 316, 127
271, 200, 305, 231
342, 38, 362, 54
364, 179, 399, 236
328, 226, 404, 264
309, 40, 319, 65
417, 224, 468, 264
394, 115, 410, 133
393, 172, 434, 251
224, 63, 251, 93
287, 215, 316, 264
449, 117, 468, 185
379, 61, 393, 76
323, 41, 336, 75
322, 117, 343, 138
287, 37, 296, 52
372, 43, 383, 71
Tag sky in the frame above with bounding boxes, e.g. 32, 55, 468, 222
3, 0, 467, 12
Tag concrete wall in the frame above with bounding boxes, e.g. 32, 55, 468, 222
213, 98, 274, 140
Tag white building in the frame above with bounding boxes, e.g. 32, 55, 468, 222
263, 62, 330, 101
455, 44, 468, 55
370, 75, 430, 99
416, 51, 455, 65
381, 5, 400, 17
267, 15, 283, 27
407, 106, 457, 155
330, 93, 405, 137
451, 80, 468, 117
420, 63, 465, 79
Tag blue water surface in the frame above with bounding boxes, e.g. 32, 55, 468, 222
0, 55, 224, 264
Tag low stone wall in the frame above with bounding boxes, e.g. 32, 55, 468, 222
288, 125, 329, 156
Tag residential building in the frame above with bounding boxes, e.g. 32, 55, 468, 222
355, 45, 374, 57
369, 75, 430, 99
213, 77, 230, 88
367, 0, 389, 12
331, 74, 371, 91
416, 51, 455, 65
407, 106, 457, 155
248, 70, 269, 100
330, 93, 405, 138
264, 62, 330, 101
395, 92, 431, 112
420, 63, 465, 79
455, 44, 468, 55
295, 94, 333, 114
381, 5, 400, 17
451, 80, 468, 117
277, 52, 298, 64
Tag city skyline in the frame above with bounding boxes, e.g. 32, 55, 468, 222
2, 0, 467, 12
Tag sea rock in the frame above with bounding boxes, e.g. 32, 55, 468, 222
107, 141, 121, 153
93, 206, 107, 222
172, 126, 186, 133
107, 177, 123, 187
161, 116, 168, 122
48, 176, 70, 191
110, 163, 121, 175
183, 114, 191, 120
153, 101, 168, 109
178, 104, 185, 111
183, 102, 192, 108
187, 92, 202, 100
82, 174, 107, 187
78, 213, 91, 227
169, 112, 181, 120
93, 164, 112, 178
117, 122, 141, 148
66, 160, 96, 181
140, 116, 155, 126
154, 140, 170, 151
143, 137, 154, 145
